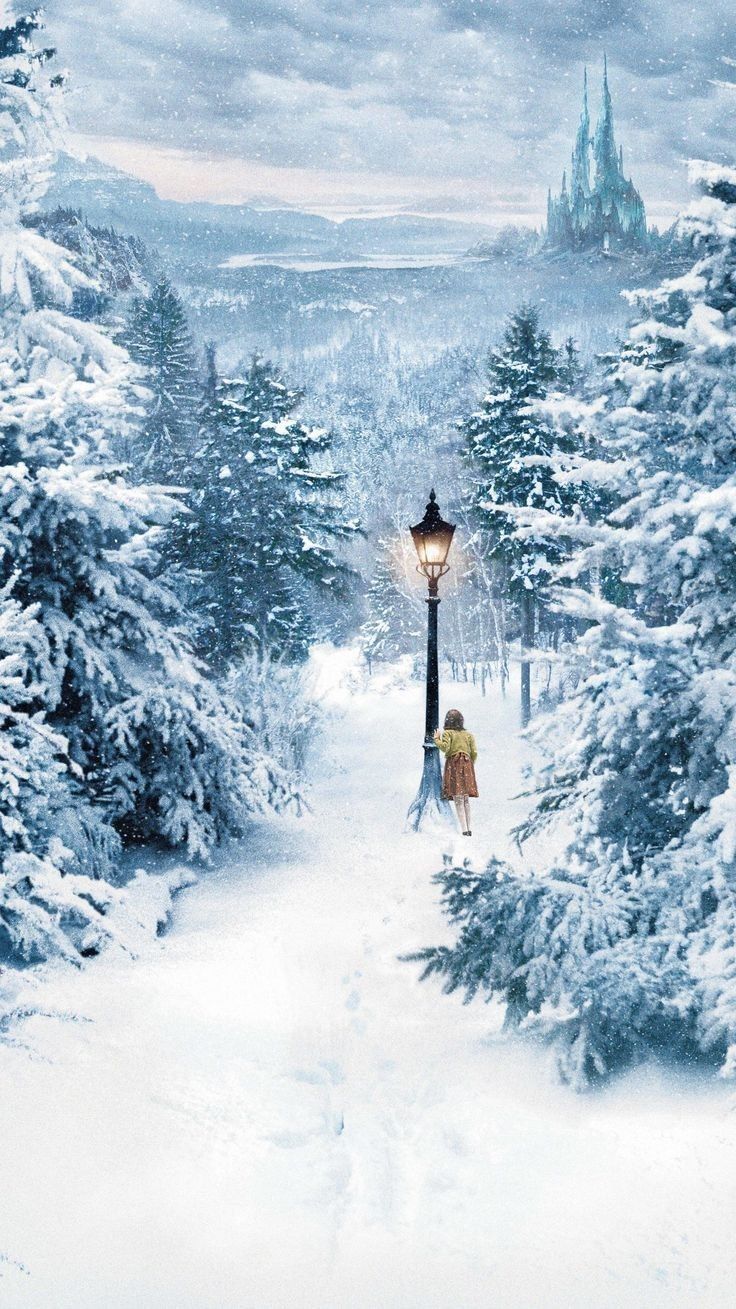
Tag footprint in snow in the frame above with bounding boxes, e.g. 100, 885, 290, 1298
319, 1059, 345, 1085
268, 1129, 311, 1149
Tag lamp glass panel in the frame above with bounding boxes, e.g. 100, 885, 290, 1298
423, 528, 453, 565
410, 526, 428, 565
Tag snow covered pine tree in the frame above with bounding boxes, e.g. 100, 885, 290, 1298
0, 13, 290, 965
462, 305, 580, 723
411, 162, 736, 1088
125, 276, 199, 480
360, 537, 423, 669
183, 351, 358, 666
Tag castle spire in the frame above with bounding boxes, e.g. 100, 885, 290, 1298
546, 187, 555, 240
571, 66, 591, 202
594, 53, 618, 188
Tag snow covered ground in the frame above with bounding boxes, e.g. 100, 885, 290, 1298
2, 650, 736, 1308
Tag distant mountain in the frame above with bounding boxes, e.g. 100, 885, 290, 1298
44, 153, 334, 264
43, 153, 497, 267
335, 213, 497, 255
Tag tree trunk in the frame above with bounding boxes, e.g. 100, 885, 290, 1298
521, 588, 534, 728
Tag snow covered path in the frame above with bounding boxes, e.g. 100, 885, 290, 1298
2, 654, 736, 1308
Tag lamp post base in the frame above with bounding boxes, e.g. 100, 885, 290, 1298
407, 741, 454, 832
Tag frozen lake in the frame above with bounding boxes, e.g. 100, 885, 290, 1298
220, 252, 479, 272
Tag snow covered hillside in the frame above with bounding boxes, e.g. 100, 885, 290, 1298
1, 651, 735, 1308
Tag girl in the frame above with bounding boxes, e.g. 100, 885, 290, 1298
434, 709, 478, 836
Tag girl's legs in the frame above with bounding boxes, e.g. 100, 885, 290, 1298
453, 795, 471, 834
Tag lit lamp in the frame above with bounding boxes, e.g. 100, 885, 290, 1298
410, 490, 456, 594
407, 489, 456, 830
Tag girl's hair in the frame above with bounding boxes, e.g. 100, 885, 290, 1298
444, 708, 464, 730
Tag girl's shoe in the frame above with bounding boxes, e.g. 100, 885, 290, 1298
463, 830, 471, 836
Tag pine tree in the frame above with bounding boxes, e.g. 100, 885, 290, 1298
462, 304, 579, 722
359, 540, 423, 669
125, 276, 198, 480
0, 13, 290, 964
413, 161, 736, 1087
184, 352, 358, 666
558, 336, 582, 389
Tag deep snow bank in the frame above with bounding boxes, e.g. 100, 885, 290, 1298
1, 650, 735, 1308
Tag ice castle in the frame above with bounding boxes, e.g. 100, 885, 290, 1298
546, 59, 647, 252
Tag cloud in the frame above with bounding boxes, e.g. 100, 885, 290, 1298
41, 0, 736, 222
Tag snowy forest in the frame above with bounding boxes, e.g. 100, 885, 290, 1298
2, 5, 736, 1306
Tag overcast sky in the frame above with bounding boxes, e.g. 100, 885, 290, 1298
41, 0, 736, 227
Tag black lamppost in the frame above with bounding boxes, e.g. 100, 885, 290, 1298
407, 489, 456, 831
